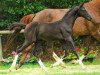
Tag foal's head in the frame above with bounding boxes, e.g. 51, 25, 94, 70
77, 3, 92, 21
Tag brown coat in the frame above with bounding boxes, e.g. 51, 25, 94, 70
20, 0, 100, 41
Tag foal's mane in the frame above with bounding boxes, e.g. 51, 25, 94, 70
62, 8, 73, 18
62, 5, 79, 19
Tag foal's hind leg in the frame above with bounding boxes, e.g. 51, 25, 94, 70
72, 36, 91, 64
51, 52, 66, 68
33, 41, 48, 72
51, 40, 67, 68
9, 40, 33, 71
16, 44, 34, 70
16, 52, 28, 69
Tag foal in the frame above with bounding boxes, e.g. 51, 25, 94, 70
9, 3, 92, 72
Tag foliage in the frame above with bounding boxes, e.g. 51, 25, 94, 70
0, 0, 90, 29
0, 0, 46, 29
41, 0, 90, 8
55, 47, 97, 61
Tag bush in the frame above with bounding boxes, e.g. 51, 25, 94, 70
0, 0, 90, 29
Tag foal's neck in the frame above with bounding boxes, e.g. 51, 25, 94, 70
62, 8, 79, 28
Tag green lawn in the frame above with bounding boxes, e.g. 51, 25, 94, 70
0, 60, 100, 75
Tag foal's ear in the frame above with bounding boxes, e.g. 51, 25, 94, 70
79, 2, 85, 8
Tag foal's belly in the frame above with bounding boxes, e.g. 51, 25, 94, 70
39, 32, 63, 41
38, 22, 63, 41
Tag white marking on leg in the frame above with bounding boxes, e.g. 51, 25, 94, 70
77, 59, 85, 69
53, 52, 61, 61
80, 55, 85, 61
37, 58, 48, 72
72, 55, 85, 64
51, 58, 63, 67
9, 54, 19, 71
72, 60, 78, 64
52, 52, 66, 68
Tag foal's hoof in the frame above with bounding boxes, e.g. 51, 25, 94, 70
44, 69, 48, 73
8, 67, 15, 72
15, 64, 19, 70
50, 64, 54, 68
15, 67, 18, 70
71, 60, 78, 64
41, 67, 48, 73
50, 64, 56, 68
8, 69, 12, 72
60, 64, 67, 68
8, 68, 14, 72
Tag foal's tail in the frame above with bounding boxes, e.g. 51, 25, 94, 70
9, 22, 25, 30
4, 22, 25, 50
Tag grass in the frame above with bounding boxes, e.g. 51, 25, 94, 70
0, 60, 100, 75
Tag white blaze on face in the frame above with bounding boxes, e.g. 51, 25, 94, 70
9, 54, 19, 71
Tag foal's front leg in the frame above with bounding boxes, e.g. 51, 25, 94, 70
68, 37, 85, 69
9, 40, 33, 71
